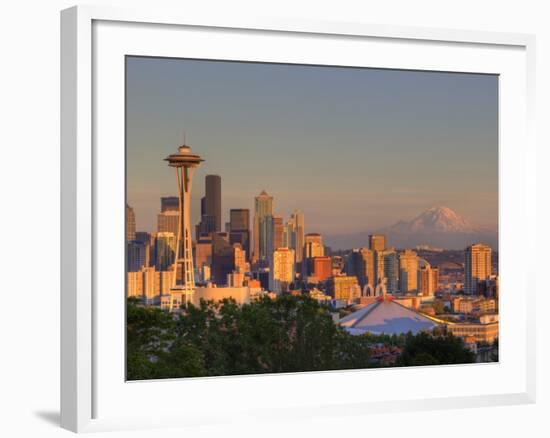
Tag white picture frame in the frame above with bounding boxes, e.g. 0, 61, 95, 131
60, 5, 536, 433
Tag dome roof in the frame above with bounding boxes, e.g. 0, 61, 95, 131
340, 299, 439, 335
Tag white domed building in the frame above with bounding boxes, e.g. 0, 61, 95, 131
339, 288, 441, 336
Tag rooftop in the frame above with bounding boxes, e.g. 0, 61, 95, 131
340, 297, 440, 336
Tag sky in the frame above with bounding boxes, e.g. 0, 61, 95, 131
126, 56, 498, 240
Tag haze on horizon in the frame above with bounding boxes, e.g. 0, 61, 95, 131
126, 56, 498, 245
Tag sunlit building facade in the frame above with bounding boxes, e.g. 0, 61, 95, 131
270, 247, 295, 293
369, 234, 386, 252
328, 275, 359, 300
465, 243, 492, 295
419, 265, 439, 296
399, 249, 419, 294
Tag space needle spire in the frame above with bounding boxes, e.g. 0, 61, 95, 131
164, 142, 204, 310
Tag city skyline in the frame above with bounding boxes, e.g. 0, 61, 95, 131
126, 57, 498, 242
125, 56, 500, 379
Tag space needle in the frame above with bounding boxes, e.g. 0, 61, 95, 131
164, 143, 204, 309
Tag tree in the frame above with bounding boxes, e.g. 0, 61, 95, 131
126, 298, 204, 380
396, 331, 475, 367
127, 296, 476, 380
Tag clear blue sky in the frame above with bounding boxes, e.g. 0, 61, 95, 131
126, 56, 498, 238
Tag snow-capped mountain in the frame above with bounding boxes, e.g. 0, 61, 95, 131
388, 206, 480, 234
378, 206, 497, 250
323, 206, 497, 250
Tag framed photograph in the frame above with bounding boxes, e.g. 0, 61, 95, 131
61, 5, 536, 433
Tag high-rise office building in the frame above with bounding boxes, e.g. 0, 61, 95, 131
270, 247, 295, 294
465, 243, 492, 295
346, 248, 374, 287
126, 204, 136, 242
205, 175, 222, 232
284, 210, 305, 266
160, 196, 179, 212
229, 209, 251, 260
229, 209, 248, 230
127, 240, 147, 272
157, 209, 179, 237
331, 256, 345, 276
155, 232, 176, 271
133, 231, 153, 268
304, 233, 324, 258
194, 235, 213, 280
272, 215, 284, 250
310, 256, 332, 282
381, 249, 399, 293
211, 233, 235, 285
360, 248, 376, 286
253, 190, 273, 263
399, 249, 419, 293
346, 250, 362, 282
419, 265, 439, 296
233, 243, 247, 273
195, 175, 222, 238
369, 234, 386, 252
303, 233, 324, 276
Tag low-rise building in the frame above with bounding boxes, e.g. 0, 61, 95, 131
447, 314, 499, 344
327, 275, 359, 300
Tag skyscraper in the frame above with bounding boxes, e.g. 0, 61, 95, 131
127, 240, 147, 272
233, 243, 247, 273
134, 231, 154, 268
157, 209, 179, 237
126, 204, 136, 242
272, 215, 284, 250
229, 209, 251, 260
360, 248, 376, 286
195, 175, 222, 238
304, 233, 324, 258
253, 190, 273, 264
382, 249, 399, 293
310, 256, 332, 282
464, 243, 492, 295
155, 232, 176, 271
270, 247, 295, 294
419, 265, 439, 296
286, 210, 305, 264
399, 249, 419, 294
211, 233, 236, 285
164, 143, 204, 308
160, 196, 179, 212
369, 234, 386, 252
194, 234, 213, 281
303, 233, 324, 277
205, 175, 222, 232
